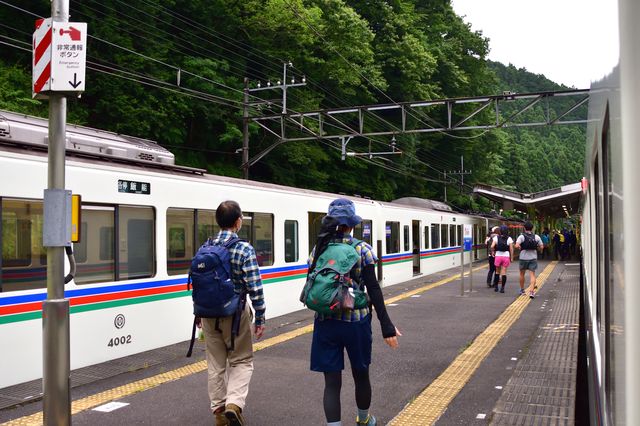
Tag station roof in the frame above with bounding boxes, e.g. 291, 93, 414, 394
473, 182, 582, 218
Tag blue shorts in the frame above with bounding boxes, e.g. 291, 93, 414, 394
310, 314, 372, 372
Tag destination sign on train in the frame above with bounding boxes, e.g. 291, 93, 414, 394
118, 180, 150, 194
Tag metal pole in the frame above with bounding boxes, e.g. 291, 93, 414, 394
460, 156, 464, 192
282, 62, 287, 114
444, 171, 447, 202
460, 244, 464, 296
469, 241, 473, 292
242, 78, 249, 180
43, 0, 71, 424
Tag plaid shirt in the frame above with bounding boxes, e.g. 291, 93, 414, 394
308, 234, 378, 322
212, 230, 266, 326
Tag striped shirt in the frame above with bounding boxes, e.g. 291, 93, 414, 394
308, 234, 378, 322
212, 230, 266, 326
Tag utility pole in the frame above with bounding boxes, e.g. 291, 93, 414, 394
447, 155, 472, 195
444, 171, 447, 202
242, 78, 249, 179
242, 61, 306, 178
43, 0, 71, 424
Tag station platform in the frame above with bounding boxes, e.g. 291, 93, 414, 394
0, 258, 580, 425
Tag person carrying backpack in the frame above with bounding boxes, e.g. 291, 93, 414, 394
195, 200, 266, 426
305, 198, 400, 426
485, 227, 499, 287
491, 225, 514, 293
515, 221, 544, 298
540, 230, 550, 259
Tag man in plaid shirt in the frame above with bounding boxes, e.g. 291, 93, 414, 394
201, 200, 266, 426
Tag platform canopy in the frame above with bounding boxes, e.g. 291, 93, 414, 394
473, 182, 582, 218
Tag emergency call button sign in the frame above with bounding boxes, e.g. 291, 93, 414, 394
50, 22, 87, 92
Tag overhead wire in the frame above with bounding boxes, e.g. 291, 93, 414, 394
0, 1, 470, 187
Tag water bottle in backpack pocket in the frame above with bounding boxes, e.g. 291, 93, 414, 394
300, 240, 369, 315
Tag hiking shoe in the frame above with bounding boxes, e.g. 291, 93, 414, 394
494, 285, 499, 292
356, 414, 377, 426
224, 404, 245, 426
214, 407, 229, 426
519, 289, 526, 296
499, 286, 505, 293
529, 291, 535, 299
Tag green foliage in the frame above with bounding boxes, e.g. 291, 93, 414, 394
0, 0, 586, 209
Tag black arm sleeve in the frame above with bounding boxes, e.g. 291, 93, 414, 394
362, 264, 396, 338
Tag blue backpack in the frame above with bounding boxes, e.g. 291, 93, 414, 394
188, 237, 243, 318
186, 237, 245, 357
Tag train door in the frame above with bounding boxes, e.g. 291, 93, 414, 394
412, 220, 420, 275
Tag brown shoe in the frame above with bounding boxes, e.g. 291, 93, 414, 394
214, 407, 229, 426
224, 403, 246, 426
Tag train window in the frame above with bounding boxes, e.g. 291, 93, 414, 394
403, 225, 410, 252
240, 212, 273, 267
353, 220, 373, 245
74, 223, 88, 264
99, 227, 114, 261
1, 199, 46, 292
441, 224, 449, 247
197, 209, 218, 247
167, 208, 194, 276
284, 220, 298, 263
449, 225, 456, 247
75, 206, 115, 285
431, 225, 440, 249
308, 212, 325, 254
119, 206, 155, 280
458, 225, 463, 246
424, 226, 430, 249
385, 221, 400, 254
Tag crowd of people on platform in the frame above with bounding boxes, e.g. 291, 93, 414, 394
484, 222, 579, 300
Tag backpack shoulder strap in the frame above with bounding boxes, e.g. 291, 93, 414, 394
348, 238, 362, 249
223, 237, 245, 249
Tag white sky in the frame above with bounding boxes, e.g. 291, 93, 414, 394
451, 0, 619, 89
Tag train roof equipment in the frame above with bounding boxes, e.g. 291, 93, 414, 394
0, 110, 204, 174
391, 197, 454, 212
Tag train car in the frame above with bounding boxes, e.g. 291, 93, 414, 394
0, 109, 505, 389
579, 0, 639, 424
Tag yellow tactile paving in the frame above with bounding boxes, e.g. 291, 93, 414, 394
388, 261, 557, 425
3, 265, 484, 426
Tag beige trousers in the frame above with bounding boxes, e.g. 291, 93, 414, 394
201, 304, 254, 412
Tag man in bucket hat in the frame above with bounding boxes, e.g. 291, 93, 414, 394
307, 198, 401, 426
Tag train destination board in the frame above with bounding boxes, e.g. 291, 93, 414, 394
118, 180, 150, 194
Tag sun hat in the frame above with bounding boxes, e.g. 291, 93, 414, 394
327, 198, 362, 228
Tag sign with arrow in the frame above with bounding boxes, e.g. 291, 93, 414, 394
49, 21, 87, 93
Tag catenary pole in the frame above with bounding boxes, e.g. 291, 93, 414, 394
43, 0, 71, 424
243, 78, 249, 179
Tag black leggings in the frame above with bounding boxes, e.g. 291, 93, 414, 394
323, 369, 372, 422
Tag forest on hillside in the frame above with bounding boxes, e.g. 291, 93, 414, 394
0, 0, 586, 211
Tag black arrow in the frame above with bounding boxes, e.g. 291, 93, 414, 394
69, 73, 82, 89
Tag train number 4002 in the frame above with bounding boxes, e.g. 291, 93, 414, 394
107, 335, 132, 347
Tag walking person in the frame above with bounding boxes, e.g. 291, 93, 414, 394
491, 225, 514, 293
307, 198, 400, 426
515, 221, 544, 298
200, 200, 266, 426
540, 230, 550, 260
485, 227, 499, 287
552, 230, 561, 260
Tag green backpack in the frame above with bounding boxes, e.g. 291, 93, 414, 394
300, 240, 369, 315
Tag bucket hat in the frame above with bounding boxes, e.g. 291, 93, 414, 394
327, 198, 362, 228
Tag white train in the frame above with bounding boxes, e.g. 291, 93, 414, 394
0, 109, 516, 389
579, 0, 639, 424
